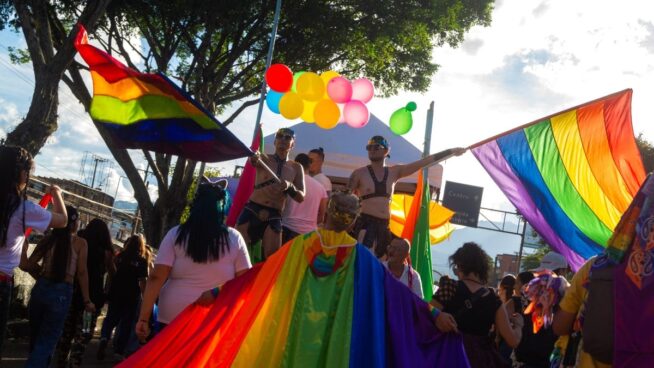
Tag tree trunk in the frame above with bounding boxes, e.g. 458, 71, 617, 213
5, 74, 60, 156
142, 184, 192, 247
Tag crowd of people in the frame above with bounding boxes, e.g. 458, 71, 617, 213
0, 132, 632, 367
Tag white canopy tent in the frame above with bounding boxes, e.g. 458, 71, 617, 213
263, 114, 444, 195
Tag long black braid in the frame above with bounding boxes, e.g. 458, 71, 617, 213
0, 146, 33, 247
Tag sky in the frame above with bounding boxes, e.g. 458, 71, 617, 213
2, 0, 654, 270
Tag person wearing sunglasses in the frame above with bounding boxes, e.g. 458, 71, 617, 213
236, 128, 305, 260
347, 135, 465, 258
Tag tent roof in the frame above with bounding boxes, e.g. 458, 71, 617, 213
263, 113, 443, 189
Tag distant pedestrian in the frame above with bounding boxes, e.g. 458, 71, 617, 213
383, 238, 423, 298
21, 206, 95, 367
308, 147, 332, 195
54, 218, 115, 367
0, 146, 67, 359
97, 234, 148, 361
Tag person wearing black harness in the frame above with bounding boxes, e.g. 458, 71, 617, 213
236, 128, 305, 260
347, 135, 465, 258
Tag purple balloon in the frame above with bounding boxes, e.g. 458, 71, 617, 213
351, 78, 375, 103
327, 77, 353, 104
344, 100, 370, 128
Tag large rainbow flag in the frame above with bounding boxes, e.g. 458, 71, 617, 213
471, 89, 646, 270
119, 230, 470, 367
73, 26, 251, 162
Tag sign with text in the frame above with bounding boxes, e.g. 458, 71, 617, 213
442, 181, 483, 227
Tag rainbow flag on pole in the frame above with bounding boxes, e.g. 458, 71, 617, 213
74, 26, 251, 162
471, 89, 645, 270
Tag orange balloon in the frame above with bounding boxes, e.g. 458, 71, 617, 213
314, 99, 340, 129
296, 72, 325, 102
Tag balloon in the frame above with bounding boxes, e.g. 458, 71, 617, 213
343, 100, 370, 128
265, 90, 283, 114
301, 100, 317, 123
265, 64, 293, 92
296, 72, 324, 101
351, 78, 375, 103
389, 102, 416, 135
314, 99, 340, 129
279, 92, 303, 119
320, 71, 340, 98
327, 77, 353, 103
291, 71, 305, 93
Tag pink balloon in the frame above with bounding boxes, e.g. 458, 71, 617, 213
344, 100, 370, 128
351, 78, 375, 103
327, 77, 353, 103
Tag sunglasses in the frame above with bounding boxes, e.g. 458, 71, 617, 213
276, 134, 294, 141
366, 144, 384, 151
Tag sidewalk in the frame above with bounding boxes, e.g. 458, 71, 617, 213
1, 319, 121, 367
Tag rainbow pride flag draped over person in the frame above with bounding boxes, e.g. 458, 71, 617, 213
471, 89, 646, 270
118, 230, 470, 368
73, 26, 251, 162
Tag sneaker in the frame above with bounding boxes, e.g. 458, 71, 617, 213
97, 338, 108, 361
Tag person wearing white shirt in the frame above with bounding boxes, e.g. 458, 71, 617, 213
0, 145, 68, 359
308, 147, 332, 194
383, 238, 423, 298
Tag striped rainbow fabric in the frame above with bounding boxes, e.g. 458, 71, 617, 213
118, 230, 470, 367
472, 89, 646, 270
73, 26, 251, 162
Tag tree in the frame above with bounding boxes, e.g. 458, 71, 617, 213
636, 133, 654, 173
5, 0, 495, 246
0, 0, 110, 156
520, 245, 550, 272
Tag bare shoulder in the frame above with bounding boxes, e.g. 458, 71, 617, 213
72, 235, 88, 250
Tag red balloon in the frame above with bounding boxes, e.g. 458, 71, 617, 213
265, 64, 293, 92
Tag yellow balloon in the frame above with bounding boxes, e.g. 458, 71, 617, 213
279, 92, 303, 119
301, 100, 317, 123
296, 72, 324, 102
320, 70, 340, 99
314, 99, 340, 129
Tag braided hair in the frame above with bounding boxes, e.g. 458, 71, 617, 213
0, 146, 33, 247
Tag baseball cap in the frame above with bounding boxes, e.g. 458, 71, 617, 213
367, 135, 389, 149
531, 251, 568, 272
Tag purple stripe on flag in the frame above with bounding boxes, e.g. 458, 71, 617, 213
472, 140, 585, 271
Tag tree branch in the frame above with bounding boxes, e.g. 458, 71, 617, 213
142, 150, 168, 192
222, 98, 259, 126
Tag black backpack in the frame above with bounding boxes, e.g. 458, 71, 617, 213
581, 261, 615, 364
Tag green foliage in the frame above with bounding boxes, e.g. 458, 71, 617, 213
520, 245, 551, 272
179, 167, 224, 223
636, 133, 654, 173
7, 46, 30, 64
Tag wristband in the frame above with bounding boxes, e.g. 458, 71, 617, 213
284, 183, 298, 197
210, 287, 220, 298
429, 306, 441, 319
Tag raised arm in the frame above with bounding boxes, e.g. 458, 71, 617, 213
47, 185, 68, 228
395, 147, 466, 179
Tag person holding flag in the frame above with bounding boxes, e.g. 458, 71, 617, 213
347, 135, 465, 258
236, 128, 305, 259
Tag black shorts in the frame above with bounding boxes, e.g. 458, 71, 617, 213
281, 226, 301, 245
236, 201, 282, 245
349, 213, 392, 258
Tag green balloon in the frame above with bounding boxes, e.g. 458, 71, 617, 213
291, 71, 305, 93
406, 101, 417, 111
390, 106, 413, 135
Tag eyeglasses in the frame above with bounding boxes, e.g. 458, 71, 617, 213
276, 134, 294, 141
366, 144, 383, 151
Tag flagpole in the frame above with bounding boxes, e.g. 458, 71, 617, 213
252, 0, 283, 142
466, 88, 632, 150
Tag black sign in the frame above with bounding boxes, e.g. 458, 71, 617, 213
442, 181, 483, 227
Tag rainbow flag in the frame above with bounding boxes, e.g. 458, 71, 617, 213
118, 231, 470, 367
73, 26, 251, 162
472, 89, 645, 270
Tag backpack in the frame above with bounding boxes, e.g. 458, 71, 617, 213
581, 261, 615, 364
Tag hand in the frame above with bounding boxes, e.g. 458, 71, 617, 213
452, 147, 466, 156
435, 312, 458, 333
195, 290, 216, 306
249, 152, 261, 167
47, 185, 62, 196
135, 320, 151, 342
276, 180, 291, 192
84, 301, 96, 313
